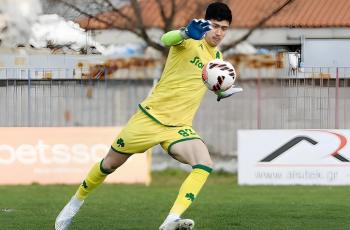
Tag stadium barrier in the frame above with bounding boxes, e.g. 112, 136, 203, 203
0, 127, 151, 185
238, 129, 350, 185
0, 66, 349, 171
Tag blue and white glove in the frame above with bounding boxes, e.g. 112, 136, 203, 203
216, 85, 243, 102
181, 19, 212, 40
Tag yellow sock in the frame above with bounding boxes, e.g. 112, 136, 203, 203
170, 165, 212, 216
75, 159, 110, 200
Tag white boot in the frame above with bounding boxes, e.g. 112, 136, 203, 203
55, 196, 84, 230
159, 218, 195, 230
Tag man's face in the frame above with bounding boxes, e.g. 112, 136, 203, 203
205, 19, 230, 47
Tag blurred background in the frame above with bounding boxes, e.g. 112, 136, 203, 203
1, 0, 350, 173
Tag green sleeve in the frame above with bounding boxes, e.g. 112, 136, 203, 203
161, 30, 185, 47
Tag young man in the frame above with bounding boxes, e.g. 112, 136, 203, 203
55, 2, 239, 230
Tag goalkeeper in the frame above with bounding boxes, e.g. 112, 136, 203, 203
55, 2, 240, 230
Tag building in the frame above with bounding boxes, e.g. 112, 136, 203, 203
77, 0, 350, 68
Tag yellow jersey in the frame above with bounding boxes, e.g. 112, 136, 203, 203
139, 38, 222, 126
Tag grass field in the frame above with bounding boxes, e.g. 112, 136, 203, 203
1, 170, 350, 230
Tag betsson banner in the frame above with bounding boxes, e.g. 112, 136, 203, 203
0, 127, 151, 185
238, 130, 350, 185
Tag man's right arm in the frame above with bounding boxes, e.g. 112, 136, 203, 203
161, 19, 212, 47
161, 29, 187, 47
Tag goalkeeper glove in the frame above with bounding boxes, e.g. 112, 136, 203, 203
180, 19, 212, 40
216, 85, 243, 102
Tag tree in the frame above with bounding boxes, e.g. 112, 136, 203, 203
54, 0, 295, 56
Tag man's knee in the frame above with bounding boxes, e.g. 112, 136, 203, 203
170, 139, 213, 167
102, 159, 118, 171
194, 157, 213, 168
189, 146, 213, 168
102, 148, 130, 171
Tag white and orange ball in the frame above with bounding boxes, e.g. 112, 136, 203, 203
202, 59, 236, 92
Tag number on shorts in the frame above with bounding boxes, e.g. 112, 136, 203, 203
178, 129, 196, 137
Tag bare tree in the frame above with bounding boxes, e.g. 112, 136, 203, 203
54, 0, 295, 56
55, 0, 196, 56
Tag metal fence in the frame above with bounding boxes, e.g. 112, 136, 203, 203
1, 67, 350, 160
0, 79, 154, 127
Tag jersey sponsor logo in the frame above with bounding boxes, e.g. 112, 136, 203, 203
190, 56, 204, 69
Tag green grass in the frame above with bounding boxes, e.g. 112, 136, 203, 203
1, 170, 350, 229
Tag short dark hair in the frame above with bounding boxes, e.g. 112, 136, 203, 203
205, 2, 232, 24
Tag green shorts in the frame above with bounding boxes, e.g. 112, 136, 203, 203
111, 109, 201, 155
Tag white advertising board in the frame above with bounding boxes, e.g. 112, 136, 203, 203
238, 130, 350, 185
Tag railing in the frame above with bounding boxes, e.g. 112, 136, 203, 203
1, 67, 349, 157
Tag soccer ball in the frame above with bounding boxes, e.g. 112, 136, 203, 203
202, 59, 236, 92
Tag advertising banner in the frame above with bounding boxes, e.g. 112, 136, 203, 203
238, 130, 350, 185
0, 127, 151, 185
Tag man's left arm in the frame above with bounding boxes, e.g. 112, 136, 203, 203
216, 85, 243, 101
